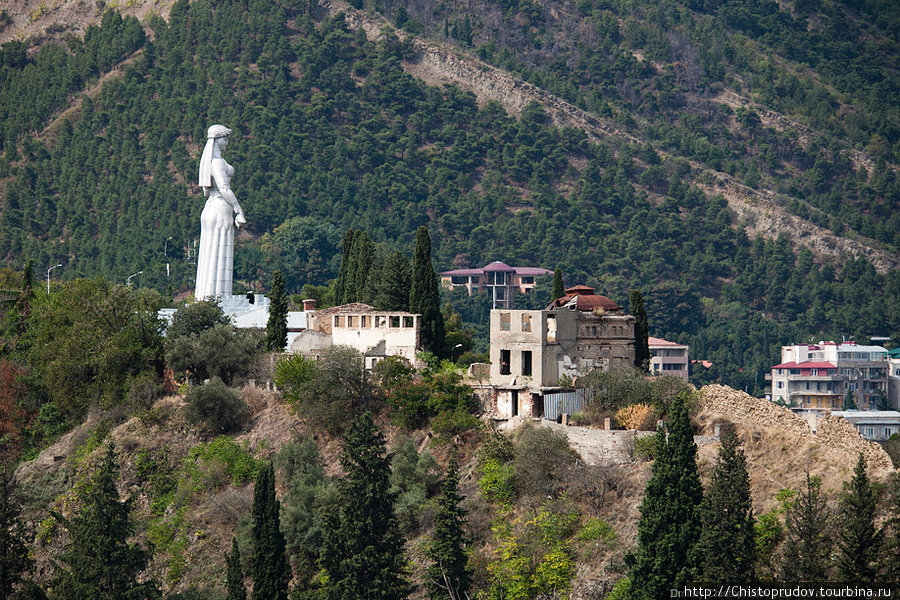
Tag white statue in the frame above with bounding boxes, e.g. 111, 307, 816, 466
195, 124, 246, 300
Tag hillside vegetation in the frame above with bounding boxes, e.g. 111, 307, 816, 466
0, 0, 897, 394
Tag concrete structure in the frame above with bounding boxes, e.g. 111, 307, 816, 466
440, 261, 552, 308
648, 336, 689, 381
768, 341, 890, 411
291, 303, 420, 369
890, 348, 900, 411
488, 285, 635, 419
823, 411, 900, 442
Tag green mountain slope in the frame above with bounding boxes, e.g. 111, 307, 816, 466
0, 0, 897, 393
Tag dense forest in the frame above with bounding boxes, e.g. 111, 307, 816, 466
0, 0, 897, 395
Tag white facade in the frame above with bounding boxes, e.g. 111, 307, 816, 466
827, 411, 900, 442
769, 342, 891, 411
648, 337, 689, 381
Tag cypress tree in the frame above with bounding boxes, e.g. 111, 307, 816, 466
335, 229, 356, 305
694, 425, 755, 583
410, 226, 445, 357
347, 231, 373, 304
551, 268, 564, 301
836, 454, 882, 583
628, 392, 702, 599
374, 251, 411, 311
843, 389, 857, 410
320, 412, 410, 600
630, 289, 650, 371
0, 464, 31, 599
251, 462, 290, 600
226, 537, 247, 600
882, 475, 900, 585
266, 270, 288, 352
781, 472, 832, 583
50, 444, 157, 600
425, 452, 471, 600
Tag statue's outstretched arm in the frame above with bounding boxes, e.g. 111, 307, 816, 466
212, 160, 246, 228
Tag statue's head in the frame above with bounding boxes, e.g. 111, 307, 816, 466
207, 124, 232, 140
199, 124, 233, 194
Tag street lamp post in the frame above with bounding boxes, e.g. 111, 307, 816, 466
126, 270, 143, 287
46, 263, 62, 294
164, 236, 173, 279
452, 343, 463, 363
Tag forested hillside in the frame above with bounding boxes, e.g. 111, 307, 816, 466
0, 0, 897, 393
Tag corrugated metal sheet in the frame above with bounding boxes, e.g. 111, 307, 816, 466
543, 388, 593, 420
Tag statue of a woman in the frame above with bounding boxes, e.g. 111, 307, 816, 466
195, 124, 246, 300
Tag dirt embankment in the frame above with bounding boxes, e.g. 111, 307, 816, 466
696, 384, 893, 513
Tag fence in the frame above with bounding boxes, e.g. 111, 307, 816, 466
542, 388, 593, 421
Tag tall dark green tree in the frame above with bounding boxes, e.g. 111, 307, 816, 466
320, 412, 410, 600
0, 464, 31, 599
251, 462, 290, 600
693, 425, 755, 583
374, 251, 410, 311
628, 392, 702, 600
226, 537, 246, 600
551, 268, 564, 301
334, 229, 356, 305
410, 226, 445, 357
49, 444, 157, 600
425, 451, 471, 600
843, 389, 857, 410
882, 474, 900, 585
266, 270, 288, 352
836, 454, 882, 583
781, 472, 832, 583
630, 289, 650, 371
350, 232, 374, 304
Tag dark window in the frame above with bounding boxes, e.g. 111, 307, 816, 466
522, 351, 532, 376
500, 349, 511, 375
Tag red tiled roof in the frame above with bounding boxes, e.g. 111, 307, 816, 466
771, 361, 836, 369
548, 286, 622, 311
440, 262, 552, 277
482, 261, 513, 272
648, 336, 684, 347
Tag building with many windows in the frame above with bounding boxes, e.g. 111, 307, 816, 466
440, 261, 552, 308
648, 337, 689, 381
768, 341, 891, 411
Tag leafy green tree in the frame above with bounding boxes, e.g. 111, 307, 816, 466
266, 270, 288, 352
165, 324, 263, 384
781, 473, 832, 583
320, 412, 410, 600
0, 464, 31, 599
843, 389, 857, 410
389, 438, 438, 533
425, 452, 472, 600
50, 444, 157, 600
551, 268, 564, 301
226, 537, 246, 600
184, 377, 249, 434
628, 392, 702, 599
166, 300, 228, 341
410, 226, 445, 357
251, 462, 290, 600
630, 289, 650, 371
694, 425, 755, 583
374, 251, 410, 311
836, 454, 882, 583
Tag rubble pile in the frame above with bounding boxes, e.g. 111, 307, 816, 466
816, 413, 893, 472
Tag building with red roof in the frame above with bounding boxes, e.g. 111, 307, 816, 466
440, 261, 553, 308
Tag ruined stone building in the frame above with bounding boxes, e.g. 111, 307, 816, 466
488, 285, 636, 418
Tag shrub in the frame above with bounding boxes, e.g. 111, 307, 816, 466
431, 408, 481, 438
576, 517, 617, 544
389, 438, 439, 532
477, 429, 516, 466
513, 424, 576, 497
634, 435, 656, 461
184, 377, 249, 434
615, 403, 656, 430
478, 458, 516, 506
273, 354, 315, 391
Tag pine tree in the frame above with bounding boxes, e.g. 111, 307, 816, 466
628, 393, 702, 599
836, 454, 882, 583
781, 472, 832, 583
694, 425, 755, 583
0, 464, 32, 599
266, 270, 288, 352
843, 389, 857, 410
374, 251, 410, 311
551, 268, 564, 301
882, 475, 900, 586
226, 537, 246, 600
320, 412, 410, 600
425, 452, 471, 600
50, 444, 157, 600
251, 462, 290, 600
335, 229, 356, 305
410, 226, 445, 357
630, 289, 650, 371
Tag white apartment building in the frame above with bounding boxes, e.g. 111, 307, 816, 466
648, 337, 689, 381
769, 341, 891, 411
